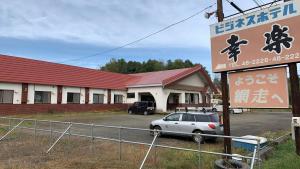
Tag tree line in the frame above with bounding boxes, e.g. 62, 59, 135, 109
100, 58, 209, 75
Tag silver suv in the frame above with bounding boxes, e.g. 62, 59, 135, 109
150, 112, 224, 143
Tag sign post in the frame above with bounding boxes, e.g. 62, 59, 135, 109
217, 0, 232, 157
289, 63, 300, 155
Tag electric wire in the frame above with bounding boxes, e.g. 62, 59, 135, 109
60, 3, 216, 64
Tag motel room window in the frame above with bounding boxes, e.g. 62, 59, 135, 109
93, 94, 104, 104
34, 91, 51, 104
127, 93, 135, 99
0, 90, 14, 104
114, 95, 123, 104
67, 93, 80, 104
185, 93, 199, 104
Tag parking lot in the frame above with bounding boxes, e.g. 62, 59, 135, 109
8, 110, 292, 145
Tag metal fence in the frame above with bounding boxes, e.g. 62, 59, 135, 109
0, 117, 262, 169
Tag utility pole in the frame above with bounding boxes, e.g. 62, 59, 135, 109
289, 63, 300, 155
284, 0, 300, 156
217, 0, 232, 157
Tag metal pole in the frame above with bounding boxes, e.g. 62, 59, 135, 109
288, 63, 300, 155
257, 139, 261, 169
119, 127, 122, 160
139, 133, 159, 169
46, 124, 72, 153
68, 122, 71, 141
250, 146, 258, 169
50, 121, 53, 142
198, 133, 201, 169
34, 120, 37, 143
217, 0, 232, 157
0, 120, 24, 141
91, 124, 94, 153
8, 119, 11, 130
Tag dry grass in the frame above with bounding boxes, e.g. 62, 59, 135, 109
0, 127, 245, 169
9, 111, 127, 122
0, 111, 256, 169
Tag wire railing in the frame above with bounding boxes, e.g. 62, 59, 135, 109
0, 116, 262, 169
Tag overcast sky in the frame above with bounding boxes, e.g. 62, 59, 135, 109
0, 0, 274, 74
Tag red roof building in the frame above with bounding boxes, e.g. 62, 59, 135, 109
0, 54, 216, 113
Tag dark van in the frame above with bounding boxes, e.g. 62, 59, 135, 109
128, 101, 155, 115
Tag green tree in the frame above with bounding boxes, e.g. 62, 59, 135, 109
99, 58, 210, 77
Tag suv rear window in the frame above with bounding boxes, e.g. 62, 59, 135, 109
195, 115, 210, 122
209, 114, 220, 122
182, 114, 195, 122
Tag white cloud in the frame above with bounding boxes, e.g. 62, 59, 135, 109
0, 0, 273, 49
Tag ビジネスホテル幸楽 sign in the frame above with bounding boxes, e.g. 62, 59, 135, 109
229, 67, 289, 108
211, 0, 300, 73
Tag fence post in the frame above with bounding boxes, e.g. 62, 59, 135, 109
68, 122, 71, 141
91, 124, 94, 153
257, 139, 261, 169
250, 146, 257, 169
50, 121, 53, 142
34, 120, 37, 143
119, 127, 122, 161
8, 119, 11, 130
198, 133, 201, 169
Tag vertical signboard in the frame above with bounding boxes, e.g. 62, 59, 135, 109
211, 0, 300, 72
229, 67, 289, 108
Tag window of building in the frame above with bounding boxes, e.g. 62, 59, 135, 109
185, 93, 199, 104
114, 95, 123, 104
127, 93, 135, 98
34, 91, 51, 104
67, 93, 80, 104
93, 94, 104, 104
0, 90, 14, 104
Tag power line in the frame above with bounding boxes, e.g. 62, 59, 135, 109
60, 3, 216, 64
252, 0, 263, 9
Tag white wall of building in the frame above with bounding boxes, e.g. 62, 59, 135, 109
177, 73, 205, 87
89, 89, 107, 104
111, 90, 127, 104
62, 86, 85, 104
27, 84, 57, 104
127, 86, 205, 112
0, 82, 22, 104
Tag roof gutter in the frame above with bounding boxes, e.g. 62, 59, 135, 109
127, 83, 162, 88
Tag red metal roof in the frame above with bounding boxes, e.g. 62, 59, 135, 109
0, 55, 134, 90
127, 67, 193, 86
0, 55, 216, 92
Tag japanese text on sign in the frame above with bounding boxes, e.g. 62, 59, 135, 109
229, 67, 289, 108
211, 0, 300, 72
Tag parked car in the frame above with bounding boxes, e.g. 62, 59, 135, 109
128, 101, 155, 115
229, 108, 243, 114
150, 112, 224, 143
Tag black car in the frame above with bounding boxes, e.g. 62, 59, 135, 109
128, 101, 155, 115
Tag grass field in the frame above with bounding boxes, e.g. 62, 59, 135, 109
0, 111, 292, 169
0, 111, 250, 169
261, 138, 300, 169
0, 129, 228, 169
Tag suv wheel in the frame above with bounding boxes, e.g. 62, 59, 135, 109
192, 130, 204, 144
128, 110, 132, 114
144, 111, 148, 115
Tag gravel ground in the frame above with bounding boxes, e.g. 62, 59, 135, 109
3, 111, 292, 145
